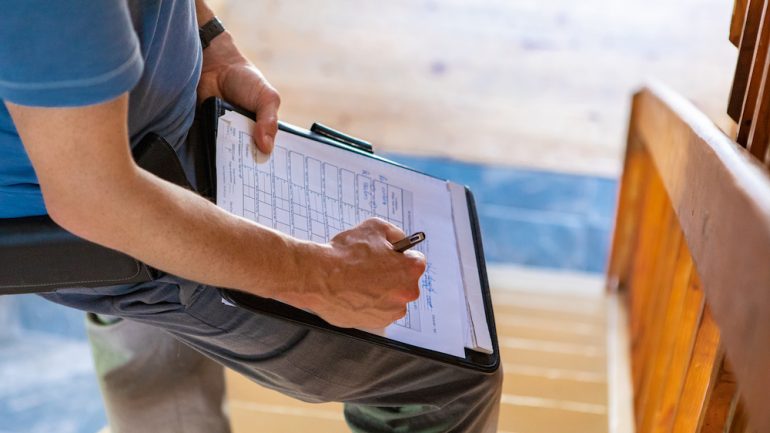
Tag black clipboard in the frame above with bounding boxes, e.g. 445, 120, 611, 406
196, 97, 500, 373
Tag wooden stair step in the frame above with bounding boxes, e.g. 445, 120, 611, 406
503, 372, 607, 405
498, 396, 608, 433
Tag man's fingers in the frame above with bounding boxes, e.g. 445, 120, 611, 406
385, 224, 407, 244
363, 217, 406, 243
401, 283, 421, 303
207, 64, 280, 154
251, 85, 281, 155
404, 250, 427, 276
392, 307, 408, 322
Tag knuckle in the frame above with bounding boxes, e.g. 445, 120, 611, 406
369, 217, 388, 228
406, 286, 420, 302
393, 284, 419, 304
405, 250, 425, 261
270, 89, 281, 106
411, 257, 427, 274
362, 218, 391, 235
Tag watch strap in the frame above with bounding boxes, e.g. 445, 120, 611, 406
199, 17, 225, 50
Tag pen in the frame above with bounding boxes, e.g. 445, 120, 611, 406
391, 232, 426, 253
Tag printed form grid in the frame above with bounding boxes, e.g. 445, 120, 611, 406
236, 129, 423, 331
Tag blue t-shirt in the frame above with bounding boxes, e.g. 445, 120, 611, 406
0, 0, 201, 218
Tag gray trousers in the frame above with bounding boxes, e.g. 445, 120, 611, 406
44, 275, 502, 432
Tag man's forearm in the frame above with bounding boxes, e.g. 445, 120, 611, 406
195, 1, 215, 26
73, 165, 327, 300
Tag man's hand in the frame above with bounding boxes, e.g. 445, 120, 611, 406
276, 218, 427, 329
197, 31, 280, 155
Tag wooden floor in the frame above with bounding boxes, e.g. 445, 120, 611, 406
225, 267, 628, 433
212, 0, 735, 177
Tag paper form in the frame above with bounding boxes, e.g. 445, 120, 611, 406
216, 111, 467, 357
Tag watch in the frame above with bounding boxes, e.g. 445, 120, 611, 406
199, 17, 225, 49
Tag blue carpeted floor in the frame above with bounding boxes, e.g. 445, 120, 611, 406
386, 154, 617, 273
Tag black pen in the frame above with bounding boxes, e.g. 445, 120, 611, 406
392, 232, 426, 252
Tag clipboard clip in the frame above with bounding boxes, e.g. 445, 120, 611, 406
310, 123, 374, 154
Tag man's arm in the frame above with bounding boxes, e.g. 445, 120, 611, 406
194, 0, 279, 154
7, 93, 423, 329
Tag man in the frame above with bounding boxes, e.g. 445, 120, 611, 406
0, 1, 502, 432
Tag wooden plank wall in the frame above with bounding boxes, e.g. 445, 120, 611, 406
731, 0, 750, 46
729, 0, 770, 162
606, 84, 770, 432
216, 0, 735, 178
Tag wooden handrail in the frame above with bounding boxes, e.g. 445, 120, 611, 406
615, 82, 770, 431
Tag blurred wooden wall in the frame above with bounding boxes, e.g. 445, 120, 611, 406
215, 0, 736, 177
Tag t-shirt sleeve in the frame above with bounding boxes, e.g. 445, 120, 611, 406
0, 0, 143, 107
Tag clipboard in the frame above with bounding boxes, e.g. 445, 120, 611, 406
196, 97, 500, 373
